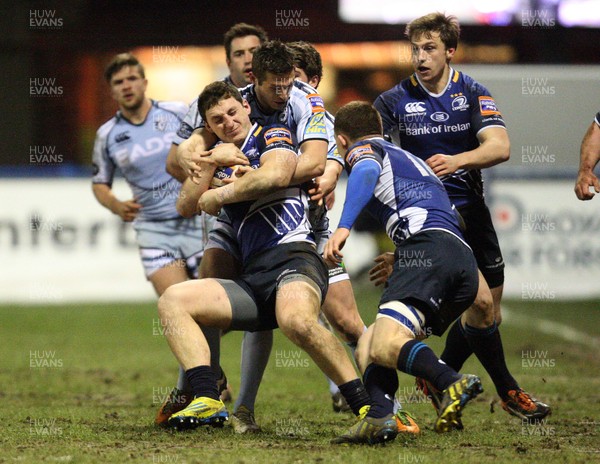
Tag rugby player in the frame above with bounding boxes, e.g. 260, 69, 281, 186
155, 22, 267, 428
325, 101, 483, 444
172, 40, 372, 433
91, 54, 219, 414
158, 81, 372, 432
374, 12, 550, 424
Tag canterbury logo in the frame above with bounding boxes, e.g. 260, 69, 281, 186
404, 102, 426, 113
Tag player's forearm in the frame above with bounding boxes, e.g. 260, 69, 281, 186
177, 177, 211, 217
91, 184, 119, 214
290, 140, 328, 183
218, 165, 294, 205
166, 144, 187, 182
455, 136, 510, 170
578, 123, 600, 172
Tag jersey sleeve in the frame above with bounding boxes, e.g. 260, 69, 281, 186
374, 86, 403, 146
291, 84, 330, 147
91, 122, 115, 186
172, 98, 204, 145
595, 112, 600, 126
338, 143, 383, 229
325, 111, 345, 168
257, 124, 297, 159
467, 80, 506, 136
345, 141, 384, 174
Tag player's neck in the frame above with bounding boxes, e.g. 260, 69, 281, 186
120, 98, 152, 124
420, 66, 451, 95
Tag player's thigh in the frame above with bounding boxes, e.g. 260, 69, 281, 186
275, 279, 322, 329
161, 278, 233, 328
199, 247, 241, 280
149, 260, 189, 296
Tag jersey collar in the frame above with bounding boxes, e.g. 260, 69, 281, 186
413, 67, 458, 98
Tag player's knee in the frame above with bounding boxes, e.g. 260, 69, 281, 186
468, 292, 495, 326
157, 285, 186, 319
368, 337, 396, 368
278, 312, 316, 346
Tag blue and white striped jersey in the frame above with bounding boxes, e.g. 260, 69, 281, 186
217, 123, 314, 263
92, 100, 187, 221
374, 69, 506, 208
173, 80, 341, 164
341, 137, 464, 246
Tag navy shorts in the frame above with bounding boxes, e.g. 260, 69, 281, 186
219, 242, 329, 332
380, 230, 478, 336
458, 201, 505, 288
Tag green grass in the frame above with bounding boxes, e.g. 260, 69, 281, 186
0, 285, 599, 463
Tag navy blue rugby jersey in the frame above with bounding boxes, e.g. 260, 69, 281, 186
341, 137, 464, 246
174, 80, 339, 164
216, 123, 313, 263
374, 69, 506, 208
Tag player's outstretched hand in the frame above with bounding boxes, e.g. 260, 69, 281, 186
323, 228, 350, 265
369, 252, 395, 287
574, 170, 600, 200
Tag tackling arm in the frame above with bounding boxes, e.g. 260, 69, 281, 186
199, 148, 297, 216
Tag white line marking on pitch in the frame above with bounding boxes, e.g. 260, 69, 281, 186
502, 307, 600, 349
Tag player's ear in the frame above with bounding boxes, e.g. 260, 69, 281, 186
242, 98, 251, 115
445, 47, 456, 61
309, 76, 320, 88
335, 133, 349, 152
249, 72, 257, 84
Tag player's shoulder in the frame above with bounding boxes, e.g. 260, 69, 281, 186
239, 83, 254, 98
454, 70, 492, 96
292, 79, 318, 96
155, 100, 189, 117
376, 80, 409, 105
259, 123, 294, 147
347, 137, 385, 165
96, 116, 119, 140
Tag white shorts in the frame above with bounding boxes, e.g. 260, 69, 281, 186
134, 215, 215, 278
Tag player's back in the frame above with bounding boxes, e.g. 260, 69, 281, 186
346, 137, 464, 245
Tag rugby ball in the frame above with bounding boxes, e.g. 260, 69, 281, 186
211, 165, 242, 188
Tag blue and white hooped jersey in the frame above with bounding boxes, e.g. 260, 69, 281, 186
173, 80, 339, 164
344, 137, 464, 246
217, 123, 314, 263
92, 100, 188, 221
374, 69, 506, 208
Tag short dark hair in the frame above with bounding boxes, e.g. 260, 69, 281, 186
224, 23, 269, 61
334, 101, 382, 142
104, 53, 145, 83
405, 12, 460, 50
251, 40, 295, 84
198, 81, 244, 121
288, 41, 323, 82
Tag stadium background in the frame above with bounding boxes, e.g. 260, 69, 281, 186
2, 0, 599, 302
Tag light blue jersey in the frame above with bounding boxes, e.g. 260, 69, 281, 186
92, 100, 188, 221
